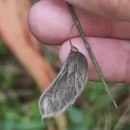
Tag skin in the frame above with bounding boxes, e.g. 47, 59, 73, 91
28, 0, 130, 83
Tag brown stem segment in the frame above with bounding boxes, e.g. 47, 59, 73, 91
66, 3, 118, 109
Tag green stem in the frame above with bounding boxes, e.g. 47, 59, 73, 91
66, 3, 118, 109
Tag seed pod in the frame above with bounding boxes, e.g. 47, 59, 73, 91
39, 46, 88, 119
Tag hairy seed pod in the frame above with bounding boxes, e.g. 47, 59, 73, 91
39, 47, 88, 119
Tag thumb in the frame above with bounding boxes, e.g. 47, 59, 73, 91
65, 0, 130, 21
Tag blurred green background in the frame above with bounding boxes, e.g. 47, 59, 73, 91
0, 39, 130, 130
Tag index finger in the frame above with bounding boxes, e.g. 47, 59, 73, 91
28, 0, 130, 45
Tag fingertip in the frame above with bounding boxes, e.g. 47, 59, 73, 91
28, 1, 43, 42
28, 0, 72, 45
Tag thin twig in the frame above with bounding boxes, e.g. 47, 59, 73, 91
69, 22, 75, 47
66, 3, 118, 109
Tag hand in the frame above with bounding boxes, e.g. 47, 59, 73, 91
28, 0, 130, 83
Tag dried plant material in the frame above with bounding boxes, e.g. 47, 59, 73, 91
0, 0, 55, 89
67, 3, 118, 109
56, 114, 67, 130
39, 46, 88, 119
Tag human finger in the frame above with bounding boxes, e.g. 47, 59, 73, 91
28, 0, 130, 45
59, 37, 130, 83
65, 0, 130, 21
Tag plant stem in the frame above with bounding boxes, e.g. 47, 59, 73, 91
66, 3, 118, 109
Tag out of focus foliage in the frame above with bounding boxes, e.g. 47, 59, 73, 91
0, 40, 130, 130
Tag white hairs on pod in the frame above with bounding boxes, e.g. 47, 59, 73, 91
39, 47, 88, 119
